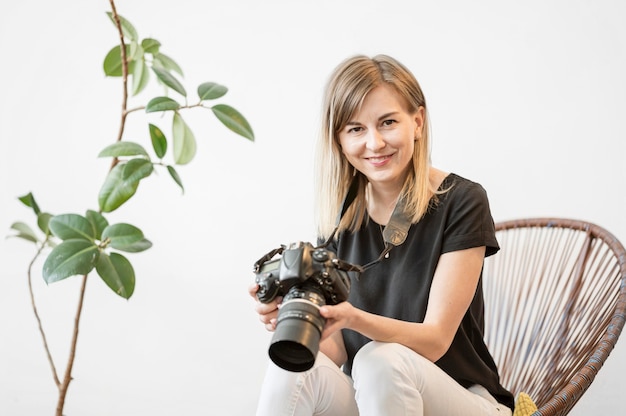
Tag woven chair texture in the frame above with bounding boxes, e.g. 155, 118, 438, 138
483, 218, 626, 416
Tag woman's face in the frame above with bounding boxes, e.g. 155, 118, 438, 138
338, 84, 424, 191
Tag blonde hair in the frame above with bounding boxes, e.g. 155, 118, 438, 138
314, 54, 437, 239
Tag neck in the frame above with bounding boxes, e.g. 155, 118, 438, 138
366, 182, 402, 225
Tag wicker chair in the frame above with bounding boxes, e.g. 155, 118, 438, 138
483, 218, 626, 416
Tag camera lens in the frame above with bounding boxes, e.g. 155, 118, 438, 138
268, 288, 326, 372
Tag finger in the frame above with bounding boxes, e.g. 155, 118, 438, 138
254, 298, 282, 315
248, 283, 259, 298
319, 305, 333, 318
258, 308, 279, 324
263, 317, 277, 331
259, 314, 273, 325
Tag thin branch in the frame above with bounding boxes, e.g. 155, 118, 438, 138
27, 240, 60, 387
29, 2, 127, 415
56, 274, 88, 416
56, 2, 124, 414
57, 2, 128, 412
125, 106, 145, 115
108, 0, 129, 170
126, 102, 205, 116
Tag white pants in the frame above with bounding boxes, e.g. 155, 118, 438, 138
256, 341, 512, 416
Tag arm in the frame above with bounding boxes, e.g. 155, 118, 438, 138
319, 331, 347, 367
320, 245, 485, 362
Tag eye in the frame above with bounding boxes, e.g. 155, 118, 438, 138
381, 119, 397, 127
346, 126, 363, 134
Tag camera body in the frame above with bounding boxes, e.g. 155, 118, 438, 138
254, 241, 351, 372
255, 241, 350, 306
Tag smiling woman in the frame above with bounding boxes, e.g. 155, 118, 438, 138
249, 54, 514, 416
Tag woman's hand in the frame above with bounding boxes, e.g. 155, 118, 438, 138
319, 301, 358, 341
248, 283, 282, 332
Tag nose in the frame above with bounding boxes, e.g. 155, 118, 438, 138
365, 129, 386, 151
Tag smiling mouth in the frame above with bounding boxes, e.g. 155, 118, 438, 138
366, 154, 393, 163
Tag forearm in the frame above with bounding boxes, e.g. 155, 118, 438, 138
320, 331, 347, 367
349, 309, 451, 362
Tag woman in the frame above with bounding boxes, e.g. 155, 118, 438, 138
249, 54, 514, 415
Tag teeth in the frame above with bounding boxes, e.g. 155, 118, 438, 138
369, 156, 389, 162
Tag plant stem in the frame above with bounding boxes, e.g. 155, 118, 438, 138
28, 241, 89, 416
108, 0, 128, 170
27, 242, 61, 388
55, 274, 88, 416
53, 2, 124, 414
126, 102, 204, 115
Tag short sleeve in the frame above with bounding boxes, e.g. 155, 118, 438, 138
440, 179, 499, 257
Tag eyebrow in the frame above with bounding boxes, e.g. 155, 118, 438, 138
345, 111, 400, 126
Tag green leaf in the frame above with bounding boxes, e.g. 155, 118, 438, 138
103, 45, 130, 77
152, 66, 186, 97
122, 158, 153, 182
172, 113, 197, 165
153, 52, 183, 76
197, 82, 228, 100
128, 41, 144, 63
96, 252, 135, 299
85, 210, 109, 240
117, 238, 152, 253
8, 222, 38, 243
98, 141, 150, 159
106, 12, 138, 42
149, 124, 167, 158
37, 212, 53, 235
141, 38, 161, 54
18, 192, 41, 215
48, 214, 96, 242
145, 96, 180, 113
98, 163, 140, 213
43, 239, 99, 283
101, 223, 145, 250
130, 58, 150, 96
211, 104, 255, 141
167, 165, 184, 193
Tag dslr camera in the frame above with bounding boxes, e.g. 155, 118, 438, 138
254, 241, 356, 372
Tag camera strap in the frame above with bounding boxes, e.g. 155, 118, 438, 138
330, 176, 413, 271
361, 193, 412, 270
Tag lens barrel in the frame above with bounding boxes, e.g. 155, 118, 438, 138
268, 295, 326, 372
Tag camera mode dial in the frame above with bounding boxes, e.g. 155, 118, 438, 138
312, 248, 329, 262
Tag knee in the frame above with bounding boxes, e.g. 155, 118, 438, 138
352, 342, 408, 382
352, 342, 430, 388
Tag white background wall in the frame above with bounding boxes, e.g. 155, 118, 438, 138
1, 1, 624, 415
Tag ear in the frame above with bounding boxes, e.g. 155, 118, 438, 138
414, 106, 425, 140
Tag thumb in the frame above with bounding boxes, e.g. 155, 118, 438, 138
319, 305, 333, 318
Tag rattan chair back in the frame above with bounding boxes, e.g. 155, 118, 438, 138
483, 218, 626, 416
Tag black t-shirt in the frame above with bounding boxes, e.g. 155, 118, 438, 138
328, 173, 514, 410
